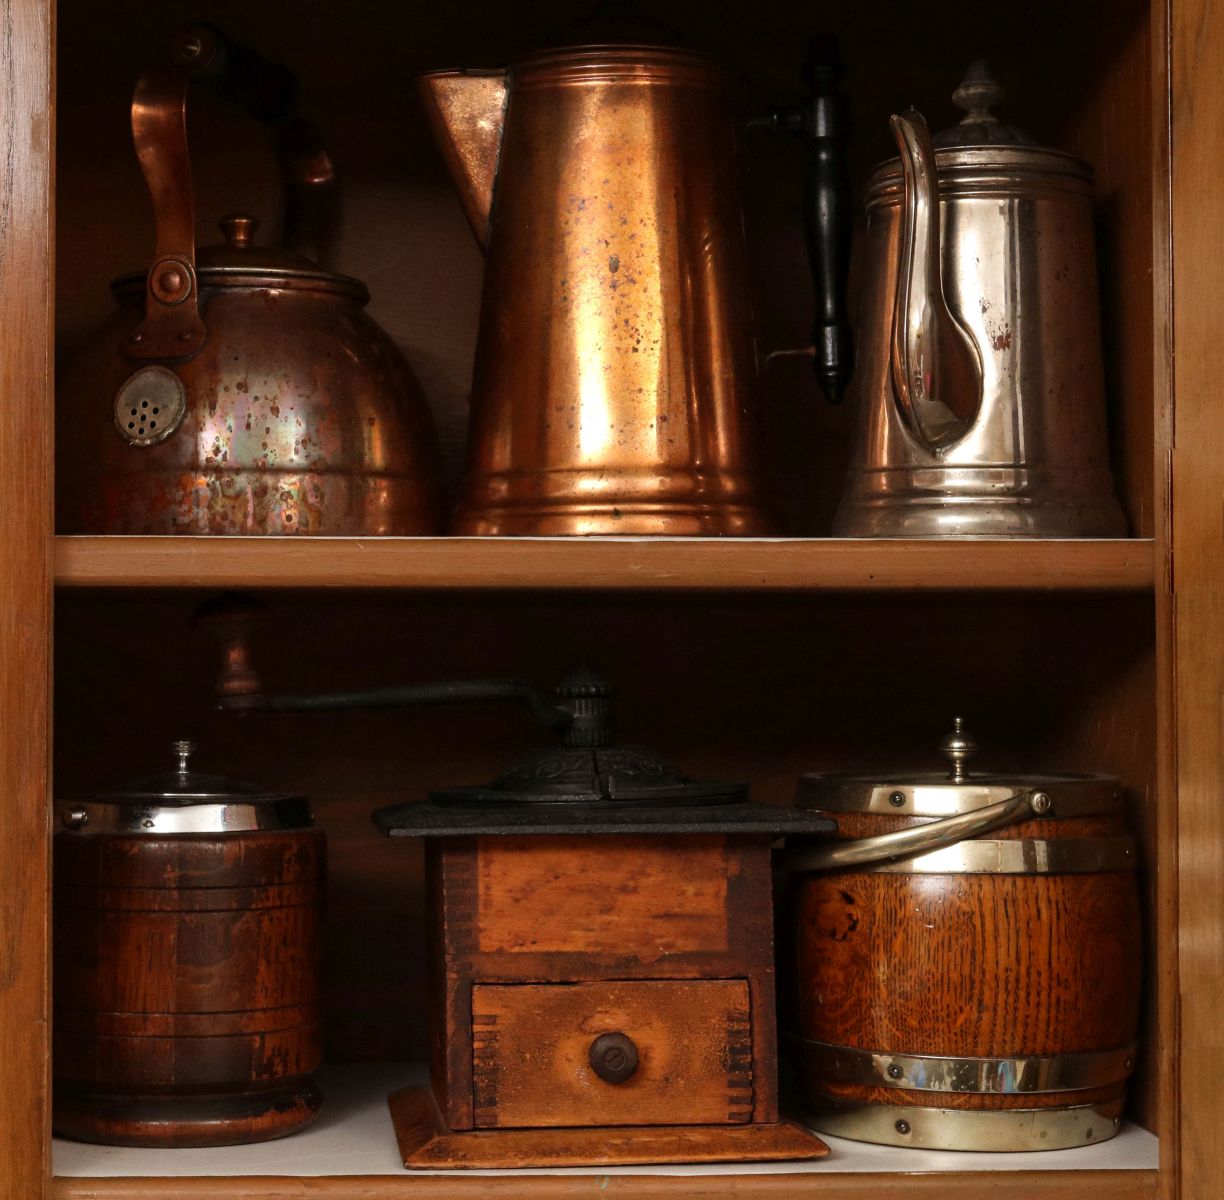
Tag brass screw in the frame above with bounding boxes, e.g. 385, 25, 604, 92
887, 1064, 903, 1080
895, 1119, 911, 1135
889, 791, 906, 808
1031, 791, 1053, 815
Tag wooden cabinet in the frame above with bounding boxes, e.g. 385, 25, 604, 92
1, 0, 1221, 1195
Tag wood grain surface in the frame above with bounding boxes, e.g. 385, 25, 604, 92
471, 980, 752, 1128
0, 0, 54, 1194
49, 1173, 1159, 1200
53, 536, 1157, 592
390, 1085, 826, 1169
53, 830, 324, 1146
1171, 0, 1224, 1192
475, 836, 730, 957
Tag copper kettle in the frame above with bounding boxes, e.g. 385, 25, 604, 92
835, 63, 1127, 538
420, 43, 776, 536
57, 28, 441, 536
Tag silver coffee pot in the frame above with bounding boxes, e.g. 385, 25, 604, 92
835, 62, 1127, 537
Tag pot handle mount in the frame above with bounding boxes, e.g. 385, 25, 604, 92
780, 787, 1052, 873
125, 25, 337, 361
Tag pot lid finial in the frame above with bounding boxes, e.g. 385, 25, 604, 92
933, 60, 1040, 149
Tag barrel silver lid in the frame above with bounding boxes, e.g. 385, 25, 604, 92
797, 718, 1122, 819
57, 739, 313, 834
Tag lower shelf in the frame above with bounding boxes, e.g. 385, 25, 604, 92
51, 1062, 1159, 1196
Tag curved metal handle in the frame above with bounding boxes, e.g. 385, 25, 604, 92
782, 789, 1050, 873
125, 26, 337, 362
889, 109, 981, 451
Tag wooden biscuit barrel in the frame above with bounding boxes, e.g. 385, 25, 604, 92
52, 745, 325, 1147
782, 724, 1141, 1151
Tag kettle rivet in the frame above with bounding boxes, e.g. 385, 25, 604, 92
61, 806, 89, 830
895, 1119, 911, 1135
888, 791, 906, 807
1030, 791, 1053, 815
887, 1064, 903, 1080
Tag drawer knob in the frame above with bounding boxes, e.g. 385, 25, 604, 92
589, 1032, 639, 1084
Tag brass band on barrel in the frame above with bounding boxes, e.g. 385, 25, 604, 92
802, 1096, 1126, 1152
866, 834, 1136, 875
790, 1038, 1137, 1094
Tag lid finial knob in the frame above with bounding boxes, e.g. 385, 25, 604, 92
952, 59, 1004, 126
939, 717, 977, 782
219, 214, 259, 251
173, 739, 197, 777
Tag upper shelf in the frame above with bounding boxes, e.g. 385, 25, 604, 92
53, 536, 1158, 592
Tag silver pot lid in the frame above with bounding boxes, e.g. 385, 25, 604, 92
869, 60, 1092, 188
797, 718, 1121, 819
57, 739, 313, 834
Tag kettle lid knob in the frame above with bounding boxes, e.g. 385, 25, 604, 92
219, 213, 260, 250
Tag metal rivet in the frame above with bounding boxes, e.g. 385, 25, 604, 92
895, 1119, 911, 1135
886, 1064, 903, 1080
142, 818, 155, 829
61, 806, 89, 830
889, 791, 906, 807
1030, 791, 1053, 815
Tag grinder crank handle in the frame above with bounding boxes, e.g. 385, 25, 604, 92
192, 593, 573, 733
749, 34, 854, 404
778, 788, 1052, 873
126, 25, 338, 362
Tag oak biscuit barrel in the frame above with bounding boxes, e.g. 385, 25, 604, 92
781, 720, 1141, 1151
52, 742, 324, 1148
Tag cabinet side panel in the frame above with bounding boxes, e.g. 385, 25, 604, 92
0, 0, 53, 1194
1172, 0, 1224, 1192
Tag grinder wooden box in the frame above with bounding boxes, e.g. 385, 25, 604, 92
375, 693, 835, 1173
389, 830, 827, 1167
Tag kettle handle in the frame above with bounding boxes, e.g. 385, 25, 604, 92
124, 25, 337, 362
779, 788, 1050, 872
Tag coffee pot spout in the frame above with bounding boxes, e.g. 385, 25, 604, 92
417, 69, 508, 250
889, 108, 982, 451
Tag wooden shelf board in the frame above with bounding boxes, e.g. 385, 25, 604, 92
53, 536, 1158, 592
51, 1064, 1159, 1197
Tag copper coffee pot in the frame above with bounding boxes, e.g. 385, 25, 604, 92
57, 27, 441, 536
420, 43, 776, 535
835, 63, 1127, 537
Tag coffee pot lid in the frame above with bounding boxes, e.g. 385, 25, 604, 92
796, 717, 1122, 819
58, 739, 313, 834
931, 60, 1041, 149
870, 60, 1092, 185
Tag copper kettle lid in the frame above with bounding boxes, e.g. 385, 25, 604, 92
112, 214, 368, 301
796, 717, 1122, 820
58, 739, 313, 834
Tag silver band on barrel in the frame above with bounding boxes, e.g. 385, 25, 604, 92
798, 1094, 1126, 1151
787, 1037, 1138, 1094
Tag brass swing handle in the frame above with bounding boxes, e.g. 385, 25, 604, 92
126, 25, 337, 362
780, 789, 1051, 873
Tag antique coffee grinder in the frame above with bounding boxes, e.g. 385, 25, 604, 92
202, 599, 832, 1168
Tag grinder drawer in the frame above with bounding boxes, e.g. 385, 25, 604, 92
471, 979, 753, 1128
